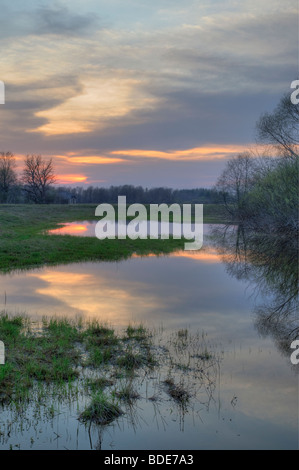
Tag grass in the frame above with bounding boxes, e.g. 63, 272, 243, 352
0, 203, 228, 272
125, 323, 148, 341
116, 349, 148, 371
0, 312, 219, 430
114, 378, 140, 401
0, 313, 159, 405
79, 391, 123, 425
0, 314, 81, 403
163, 377, 190, 405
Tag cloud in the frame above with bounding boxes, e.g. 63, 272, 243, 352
59, 154, 125, 164
33, 5, 100, 36
0, 1, 296, 188
56, 174, 88, 184
20, 5, 296, 137
31, 75, 159, 136
0, 3, 100, 40
111, 145, 251, 161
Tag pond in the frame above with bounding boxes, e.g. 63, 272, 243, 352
0, 223, 297, 450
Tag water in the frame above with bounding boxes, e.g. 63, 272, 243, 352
47, 221, 99, 236
0, 224, 297, 450
47, 220, 203, 247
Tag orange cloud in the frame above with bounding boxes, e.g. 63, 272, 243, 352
56, 174, 88, 184
62, 156, 125, 165
111, 145, 250, 161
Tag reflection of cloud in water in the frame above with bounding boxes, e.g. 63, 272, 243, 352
169, 248, 230, 263
28, 268, 164, 324
0, 235, 297, 445
1, 245, 253, 332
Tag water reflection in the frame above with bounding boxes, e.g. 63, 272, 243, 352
0, 224, 298, 449
0, 244, 254, 331
0, 327, 223, 450
47, 220, 203, 242
48, 221, 94, 236
210, 224, 299, 363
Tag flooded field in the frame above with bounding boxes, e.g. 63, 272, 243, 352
0, 224, 297, 450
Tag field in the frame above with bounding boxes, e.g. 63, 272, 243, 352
0, 203, 227, 272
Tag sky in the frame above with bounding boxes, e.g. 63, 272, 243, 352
0, 0, 297, 189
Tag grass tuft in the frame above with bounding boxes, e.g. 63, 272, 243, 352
79, 392, 123, 425
164, 377, 190, 404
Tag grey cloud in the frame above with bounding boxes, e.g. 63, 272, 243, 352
0, 1, 295, 190
18, 89, 284, 153
4, 76, 83, 115
159, 10, 297, 94
0, 4, 100, 40
1, 85, 291, 189
0, 76, 84, 145
160, 49, 296, 93
33, 6, 100, 36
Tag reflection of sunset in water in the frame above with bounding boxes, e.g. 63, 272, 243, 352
27, 268, 162, 326
1, 243, 297, 439
133, 248, 224, 263
163, 249, 223, 263
47, 220, 205, 241
21, 244, 237, 327
48, 223, 89, 236
20, 244, 224, 326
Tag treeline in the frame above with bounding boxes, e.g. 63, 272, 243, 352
50, 185, 223, 205
0, 183, 223, 205
215, 91, 298, 237
0, 153, 223, 204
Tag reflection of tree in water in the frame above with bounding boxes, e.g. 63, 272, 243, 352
210, 224, 298, 361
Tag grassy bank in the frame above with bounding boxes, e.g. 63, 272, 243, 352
0, 204, 227, 272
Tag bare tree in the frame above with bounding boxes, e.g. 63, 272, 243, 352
215, 152, 256, 217
0, 151, 17, 203
22, 155, 56, 203
256, 92, 299, 158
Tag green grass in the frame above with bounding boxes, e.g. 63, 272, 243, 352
125, 323, 148, 341
116, 349, 147, 371
0, 203, 227, 272
0, 314, 82, 403
79, 391, 123, 425
0, 314, 147, 405
0, 312, 219, 432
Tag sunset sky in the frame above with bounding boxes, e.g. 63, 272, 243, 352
0, 0, 297, 188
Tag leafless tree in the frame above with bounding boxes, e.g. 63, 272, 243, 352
256, 92, 299, 158
0, 151, 17, 203
22, 154, 56, 203
215, 152, 256, 217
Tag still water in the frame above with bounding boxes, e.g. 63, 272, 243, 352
0, 223, 297, 450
